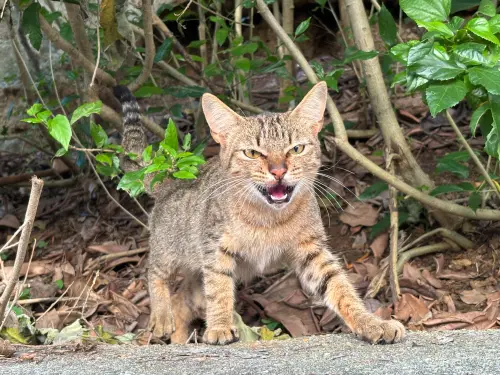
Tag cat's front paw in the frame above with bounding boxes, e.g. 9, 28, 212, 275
353, 314, 405, 344
203, 326, 239, 345
148, 308, 175, 339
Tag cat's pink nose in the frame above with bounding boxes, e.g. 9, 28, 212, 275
270, 167, 287, 180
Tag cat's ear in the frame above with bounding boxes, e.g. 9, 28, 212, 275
202, 93, 243, 145
290, 81, 328, 135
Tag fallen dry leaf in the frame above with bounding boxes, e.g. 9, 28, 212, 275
460, 290, 487, 305
403, 263, 422, 282
87, 242, 131, 254
370, 233, 388, 257
394, 293, 431, 324
0, 214, 20, 229
421, 269, 443, 289
339, 202, 378, 227
1, 261, 54, 280
374, 305, 393, 320
36, 310, 63, 330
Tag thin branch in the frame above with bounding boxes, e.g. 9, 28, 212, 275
0, 0, 8, 21
35, 281, 75, 323
0, 177, 43, 322
387, 153, 400, 303
49, 41, 68, 117
369, 0, 404, 43
90, 0, 102, 88
445, 110, 500, 199
85, 153, 148, 230
129, 0, 155, 92
39, 15, 116, 87
65, 3, 94, 61
255, 0, 347, 141
396, 242, 452, 273
332, 136, 500, 220
0, 223, 26, 254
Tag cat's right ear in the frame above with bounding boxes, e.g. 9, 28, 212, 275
202, 94, 243, 145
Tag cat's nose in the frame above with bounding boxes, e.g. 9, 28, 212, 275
270, 167, 287, 180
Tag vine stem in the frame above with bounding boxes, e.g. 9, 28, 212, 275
0, 178, 43, 322
445, 110, 500, 200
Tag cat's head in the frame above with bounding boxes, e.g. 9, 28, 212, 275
202, 82, 327, 210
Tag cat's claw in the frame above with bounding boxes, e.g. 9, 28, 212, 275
148, 309, 175, 339
353, 315, 405, 344
203, 326, 239, 345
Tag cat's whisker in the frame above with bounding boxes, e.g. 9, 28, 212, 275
235, 183, 255, 222
315, 172, 358, 204
200, 178, 247, 203
303, 182, 332, 226
200, 176, 247, 196
312, 180, 348, 211
319, 162, 356, 175
303, 177, 341, 213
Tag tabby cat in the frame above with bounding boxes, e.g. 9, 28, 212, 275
113, 82, 405, 345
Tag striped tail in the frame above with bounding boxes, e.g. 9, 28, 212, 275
113, 85, 147, 173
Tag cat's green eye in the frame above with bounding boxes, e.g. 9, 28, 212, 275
289, 145, 305, 155
243, 149, 262, 159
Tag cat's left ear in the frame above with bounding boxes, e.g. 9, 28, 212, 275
202, 93, 243, 145
290, 81, 328, 135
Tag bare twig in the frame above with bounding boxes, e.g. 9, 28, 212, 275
0, 223, 26, 254
398, 228, 473, 254
396, 242, 452, 273
255, 0, 347, 141
0, 177, 43, 321
86, 248, 149, 269
445, 110, 500, 199
332, 136, 500, 220
39, 15, 116, 86
386, 152, 400, 303
0, 0, 8, 21
129, 0, 155, 92
85, 153, 148, 230
16, 297, 81, 305
35, 281, 75, 323
90, 0, 102, 88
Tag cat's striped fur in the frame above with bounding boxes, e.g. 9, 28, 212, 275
114, 82, 405, 345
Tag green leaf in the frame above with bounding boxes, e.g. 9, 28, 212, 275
96, 153, 113, 166
295, 17, 311, 36
470, 104, 491, 136
134, 86, 163, 98
426, 80, 467, 116
485, 127, 500, 157
55, 279, 64, 289
164, 85, 208, 98
400, 0, 451, 22
468, 67, 500, 95
96, 164, 119, 177
70, 101, 102, 125
235, 57, 251, 72
343, 48, 378, 64
188, 40, 206, 48
449, 16, 465, 31
215, 28, 229, 46
182, 133, 192, 150
409, 49, 466, 81
430, 184, 473, 196
22, 3, 42, 51
468, 191, 482, 211
453, 42, 488, 65
231, 42, 259, 57
359, 181, 389, 200
0, 327, 29, 344
163, 118, 178, 151
466, 18, 500, 45
436, 159, 470, 178
370, 211, 409, 240
60, 22, 74, 42
154, 38, 173, 63
21, 117, 43, 124
55, 148, 67, 157
173, 170, 197, 179
451, 1, 482, 13
378, 5, 398, 46
53, 319, 84, 345
150, 171, 169, 190
90, 122, 108, 148
19, 287, 30, 300
27, 103, 43, 116
142, 145, 153, 163
416, 20, 454, 37
37, 110, 52, 122
390, 43, 412, 64
47, 115, 72, 151
176, 155, 205, 168
42, 9, 62, 24
489, 15, 500, 33
478, 0, 496, 17
490, 94, 500, 146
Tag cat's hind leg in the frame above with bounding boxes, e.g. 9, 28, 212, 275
147, 270, 175, 339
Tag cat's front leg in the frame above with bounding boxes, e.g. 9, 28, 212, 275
294, 236, 405, 344
203, 247, 239, 345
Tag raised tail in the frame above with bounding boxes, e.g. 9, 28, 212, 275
113, 85, 147, 173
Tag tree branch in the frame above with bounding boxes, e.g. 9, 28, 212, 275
332, 136, 500, 220
39, 15, 116, 87
0, 177, 43, 322
445, 110, 500, 200
128, 0, 155, 92
65, 3, 94, 61
255, 0, 347, 141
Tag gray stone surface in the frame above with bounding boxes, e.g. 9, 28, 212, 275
2, 331, 499, 375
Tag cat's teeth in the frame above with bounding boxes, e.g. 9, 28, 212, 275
270, 193, 287, 201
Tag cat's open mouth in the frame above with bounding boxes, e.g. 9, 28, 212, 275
257, 184, 295, 204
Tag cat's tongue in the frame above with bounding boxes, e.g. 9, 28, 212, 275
268, 184, 287, 200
